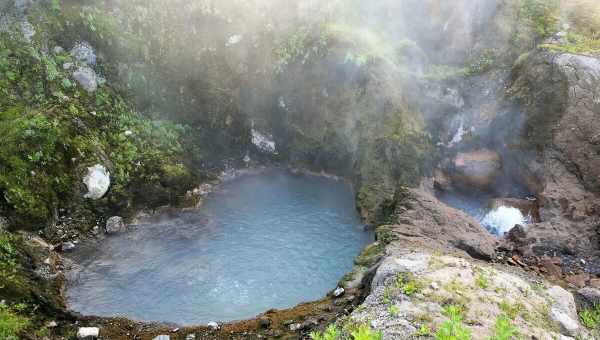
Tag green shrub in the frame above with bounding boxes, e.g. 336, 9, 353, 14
350, 324, 383, 340
0, 303, 29, 340
579, 304, 600, 329
521, 0, 560, 38
435, 305, 471, 340
488, 315, 519, 340
311, 324, 340, 340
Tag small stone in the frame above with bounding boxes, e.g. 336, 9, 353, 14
207, 321, 219, 330
430, 282, 440, 290
333, 286, 345, 297
576, 287, 600, 309
171, 328, 179, 333
185, 334, 196, 340
46, 321, 58, 328
53, 46, 64, 54
71, 41, 97, 66
289, 323, 302, 331
61, 242, 76, 252
105, 216, 126, 234
77, 327, 99, 339
152, 336, 170, 340
124, 130, 133, 136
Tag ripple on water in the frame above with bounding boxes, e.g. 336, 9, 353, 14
66, 168, 372, 325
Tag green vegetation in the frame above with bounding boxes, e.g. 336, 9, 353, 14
435, 305, 471, 340
388, 305, 400, 317
488, 315, 519, 340
415, 325, 432, 337
579, 304, 600, 329
394, 273, 424, 296
540, 32, 600, 55
0, 233, 20, 290
310, 323, 383, 340
311, 324, 341, 340
0, 303, 30, 340
474, 272, 490, 290
0, 25, 196, 226
499, 300, 525, 320
521, 0, 560, 38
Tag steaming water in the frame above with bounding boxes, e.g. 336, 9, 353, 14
66, 169, 372, 325
436, 190, 530, 235
481, 206, 530, 235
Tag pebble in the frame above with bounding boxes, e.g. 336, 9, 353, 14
333, 286, 345, 297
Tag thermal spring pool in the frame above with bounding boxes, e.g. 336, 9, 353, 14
66, 168, 372, 325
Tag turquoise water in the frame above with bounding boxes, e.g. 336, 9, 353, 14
66, 169, 372, 325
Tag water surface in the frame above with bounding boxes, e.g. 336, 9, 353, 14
67, 169, 371, 325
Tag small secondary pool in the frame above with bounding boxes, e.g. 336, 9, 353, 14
66, 169, 372, 325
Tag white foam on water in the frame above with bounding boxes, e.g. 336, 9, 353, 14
481, 206, 529, 235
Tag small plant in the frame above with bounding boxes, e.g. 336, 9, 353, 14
435, 305, 471, 340
415, 325, 432, 336
350, 324, 383, 340
488, 314, 519, 340
388, 305, 400, 317
475, 272, 489, 290
0, 303, 30, 340
311, 324, 340, 340
499, 300, 525, 320
395, 273, 423, 296
579, 304, 600, 329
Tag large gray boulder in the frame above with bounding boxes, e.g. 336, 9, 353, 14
83, 165, 110, 200
72, 66, 98, 93
547, 285, 581, 336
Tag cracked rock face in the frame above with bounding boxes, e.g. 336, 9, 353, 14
83, 165, 110, 200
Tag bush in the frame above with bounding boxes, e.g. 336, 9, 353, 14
0, 303, 29, 340
435, 305, 471, 340
521, 0, 560, 38
488, 315, 519, 340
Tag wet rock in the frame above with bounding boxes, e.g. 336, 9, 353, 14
83, 165, 110, 200
152, 336, 169, 340
333, 286, 345, 297
105, 216, 125, 234
77, 327, 99, 339
71, 41, 97, 66
207, 321, 219, 330
72, 66, 98, 92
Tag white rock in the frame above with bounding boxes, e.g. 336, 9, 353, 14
71, 41, 96, 66
61, 242, 76, 252
105, 216, 125, 234
547, 286, 581, 336
186, 335, 196, 340
46, 320, 58, 328
63, 62, 74, 70
77, 327, 99, 339
207, 321, 219, 330
152, 336, 170, 340
73, 66, 98, 92
83, 165, 110, 200
124, 130, 133, 136
550, 308, 580, 336
333, 286, 345, 297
